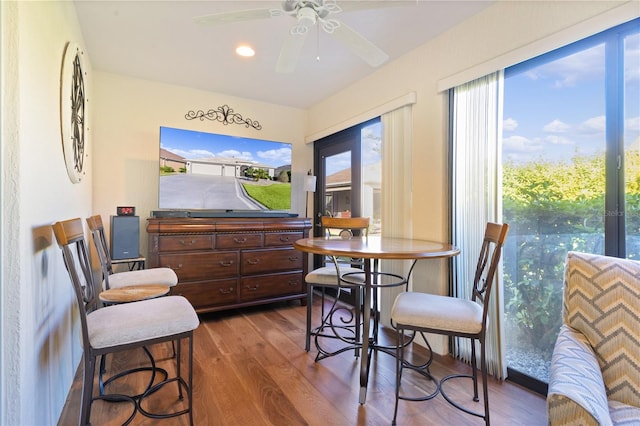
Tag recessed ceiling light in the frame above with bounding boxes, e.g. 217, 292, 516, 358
236, 45, 255, 57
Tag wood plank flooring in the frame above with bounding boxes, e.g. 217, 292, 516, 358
57, 298, 547, 425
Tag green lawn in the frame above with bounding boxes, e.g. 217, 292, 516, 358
242, 182, 291, 210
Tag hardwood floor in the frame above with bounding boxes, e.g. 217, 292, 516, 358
58, 298, 547, 425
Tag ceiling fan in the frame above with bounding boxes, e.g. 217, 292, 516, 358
194, 0, 390, 73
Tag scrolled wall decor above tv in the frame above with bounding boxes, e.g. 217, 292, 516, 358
158, 126, 294, 217
184, 105, 262, 130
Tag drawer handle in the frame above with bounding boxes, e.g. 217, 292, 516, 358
219, 287, 234, 294
219, 260, 234, 267
288, 256, 299, 262
167, 264, 183, 270
245, 284, 260, 291
233, 237, 247, 244
279, 236, 290, 242
180, 239, 196, 246
288, 280, 298, 286
247, 258, 260, 265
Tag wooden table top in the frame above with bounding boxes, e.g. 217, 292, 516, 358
99, 284, 170, 304
294, 235, 459, 260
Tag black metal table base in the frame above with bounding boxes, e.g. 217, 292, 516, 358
309, 292, 416, 364
307, 258, 421, 406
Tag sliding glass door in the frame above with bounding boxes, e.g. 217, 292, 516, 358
312, 119, 381, 305
502, 19, 639, 391
313, 118, 381, 234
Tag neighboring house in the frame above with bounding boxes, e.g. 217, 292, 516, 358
159, 148, 187, 171
186, 156, 276, 178
326, 163, 380, 224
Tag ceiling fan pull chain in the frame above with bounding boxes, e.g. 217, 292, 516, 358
317, 24, 320, 62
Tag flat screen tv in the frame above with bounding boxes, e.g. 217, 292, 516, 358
158, 126, 293, 217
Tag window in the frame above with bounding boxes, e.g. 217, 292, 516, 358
502, 18, 639, 391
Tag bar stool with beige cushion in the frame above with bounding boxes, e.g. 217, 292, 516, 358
86, 215, 177, 395
391, 222, 509, 426
304, 216, 369, 359
53, 217, 199, 426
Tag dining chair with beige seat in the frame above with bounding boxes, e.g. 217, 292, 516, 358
53, 217, 199, 426
390, 222, 509, 426
304, 216, 369, 358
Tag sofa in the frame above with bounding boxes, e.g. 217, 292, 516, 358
547, 251, 640, 425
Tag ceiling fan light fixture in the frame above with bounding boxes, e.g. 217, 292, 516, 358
235, 45, 255, 57
296, 6, 317, 28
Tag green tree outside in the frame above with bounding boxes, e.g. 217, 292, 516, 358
503, 151, 640, 360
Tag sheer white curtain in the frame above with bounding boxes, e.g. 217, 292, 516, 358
451, 70, 506, 379
379, 105, 413, 327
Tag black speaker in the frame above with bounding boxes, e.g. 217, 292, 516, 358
110, 215, 140, 260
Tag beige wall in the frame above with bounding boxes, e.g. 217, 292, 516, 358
1, 1, 92, 424
91, 72, 309, 256
2, 1, 637, 424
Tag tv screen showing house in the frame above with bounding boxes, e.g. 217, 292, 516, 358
158, 126, 292, 211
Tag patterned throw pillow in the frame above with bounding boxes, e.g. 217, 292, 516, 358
563, 251, 640, 408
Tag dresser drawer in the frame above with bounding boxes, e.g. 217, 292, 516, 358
158, 235, 213, 252
240, 272, 303, 302
159, 252, 238, 281
241, 248, 303, 275
172, 279, 237, 308
216, 233, 263, 249
264, 232, 303, 246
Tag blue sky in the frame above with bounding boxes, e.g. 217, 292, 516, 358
160, 126, 292, 167
503, 31, 639, 164
324, 121, 382, 176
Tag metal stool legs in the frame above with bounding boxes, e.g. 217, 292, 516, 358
392, 331, 490, 426
82, 335, 194, 426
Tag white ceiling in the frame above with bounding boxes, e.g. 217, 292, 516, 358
74, 0, 493, 109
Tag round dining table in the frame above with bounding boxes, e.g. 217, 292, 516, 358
294, 234, 460, 404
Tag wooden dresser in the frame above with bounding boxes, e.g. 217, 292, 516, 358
146, 217, 312, 314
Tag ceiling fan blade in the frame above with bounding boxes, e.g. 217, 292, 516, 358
194, 8, 274, 25
276, 31, 309, 74
338, 1, 414, 13
330, 22, 389, 67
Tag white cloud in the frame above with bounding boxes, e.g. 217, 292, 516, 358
164, 147, 216, 159
503, 135, 544, 163
503, 117, 518, 131
503, 135, 543, 152
543, 119, 571, 133
523, 46, 604, 88
190, 149, 217, 158
217, 149, 253, 161
578, 115, 606, 134
257, 147, 292, 165
544, 135, 574, 145
626, 116, 640, 131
